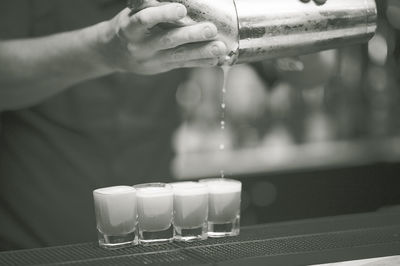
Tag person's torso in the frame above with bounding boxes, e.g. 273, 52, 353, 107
0, 0, 187, 250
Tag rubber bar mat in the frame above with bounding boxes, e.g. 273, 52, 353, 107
1, 213, 400, 266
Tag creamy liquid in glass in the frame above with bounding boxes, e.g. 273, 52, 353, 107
172, 182, 208, 229
93, 186, 137, 236
202, 179, 241, 223
136, 186, 173, 232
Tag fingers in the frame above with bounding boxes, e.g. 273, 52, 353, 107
114, 4, 229, 74
131, 3, 187, 29
127, 26, 222, 60
161, 41, 227, 63
171, 58, 220, 69
151, 22, 218, 51
156, 58, 220, 74
275, 57, 304, 71
314, 0, 327, 5
300, 0, 327, 5
118, 4, 187, 42
136, 41, 226, 74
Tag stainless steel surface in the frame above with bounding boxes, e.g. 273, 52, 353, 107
235, 0, 377, 63
128, 0, 377, 64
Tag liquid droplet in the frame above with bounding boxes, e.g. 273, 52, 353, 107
220, 170, 225, 178
219, 144, 225, 150
221, 103, 226, 109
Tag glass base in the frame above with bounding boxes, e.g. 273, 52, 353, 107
208, 215, 240, 238
174, 224, 208, 242
98, 230, 138, 249
139, 225, 174, 245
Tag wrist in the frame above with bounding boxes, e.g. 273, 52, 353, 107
84, 20, 124, 75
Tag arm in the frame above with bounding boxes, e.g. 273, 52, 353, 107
0, 25, 112, 111
0, 4, 226, 111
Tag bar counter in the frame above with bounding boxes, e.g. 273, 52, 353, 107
1, 211, 399, 266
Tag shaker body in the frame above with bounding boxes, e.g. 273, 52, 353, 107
128, 0, 377, 65
234, 0, 377, 63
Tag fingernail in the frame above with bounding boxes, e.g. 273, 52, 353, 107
176, 6, 186, 18
203, 26, 217, 39
211, 45, 223, 56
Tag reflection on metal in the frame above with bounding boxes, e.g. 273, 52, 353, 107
128, 0, 377, 64
235, 0, 377, 63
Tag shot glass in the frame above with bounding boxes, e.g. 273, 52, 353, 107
134, 183, 174, 244
171, 182, 208, 242
200, 178, 241, 237
93, 186, 138, 249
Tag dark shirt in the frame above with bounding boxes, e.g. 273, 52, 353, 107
0, 0, 187, 250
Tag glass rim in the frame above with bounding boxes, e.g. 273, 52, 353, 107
170, 181, 209, 195
133, 183, 173, 197
199, 178, 242, 193
170, 181, 208, 188
133, 182, 172, 189
93, 186, 136, 196
199, 178, 242, 184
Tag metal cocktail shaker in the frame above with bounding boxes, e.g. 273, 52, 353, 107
128, 0, 377, 65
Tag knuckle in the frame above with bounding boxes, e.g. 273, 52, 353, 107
118, 16, 130, 31
117, 27, 128, 41
116, 17, 131, 41
173, 30, 190, 45
162, 29, 184, 47
172, 47, 185, 60
127, 43, 139, 54
127, 44, 150, 60
161, 35, 173, 47
134, 13, 149, 26
185, 31, 196, 42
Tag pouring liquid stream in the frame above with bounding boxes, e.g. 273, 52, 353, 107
219, 65, 230, 179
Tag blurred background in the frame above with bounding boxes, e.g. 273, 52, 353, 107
172, 1, 400, 226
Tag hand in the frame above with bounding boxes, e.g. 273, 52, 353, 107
300, 0, 327, 5
387, 0, 400, 29
100, 4, 227, 75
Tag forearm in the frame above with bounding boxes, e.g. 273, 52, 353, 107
0, 22, 115, 111
0, 3, 229, 111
